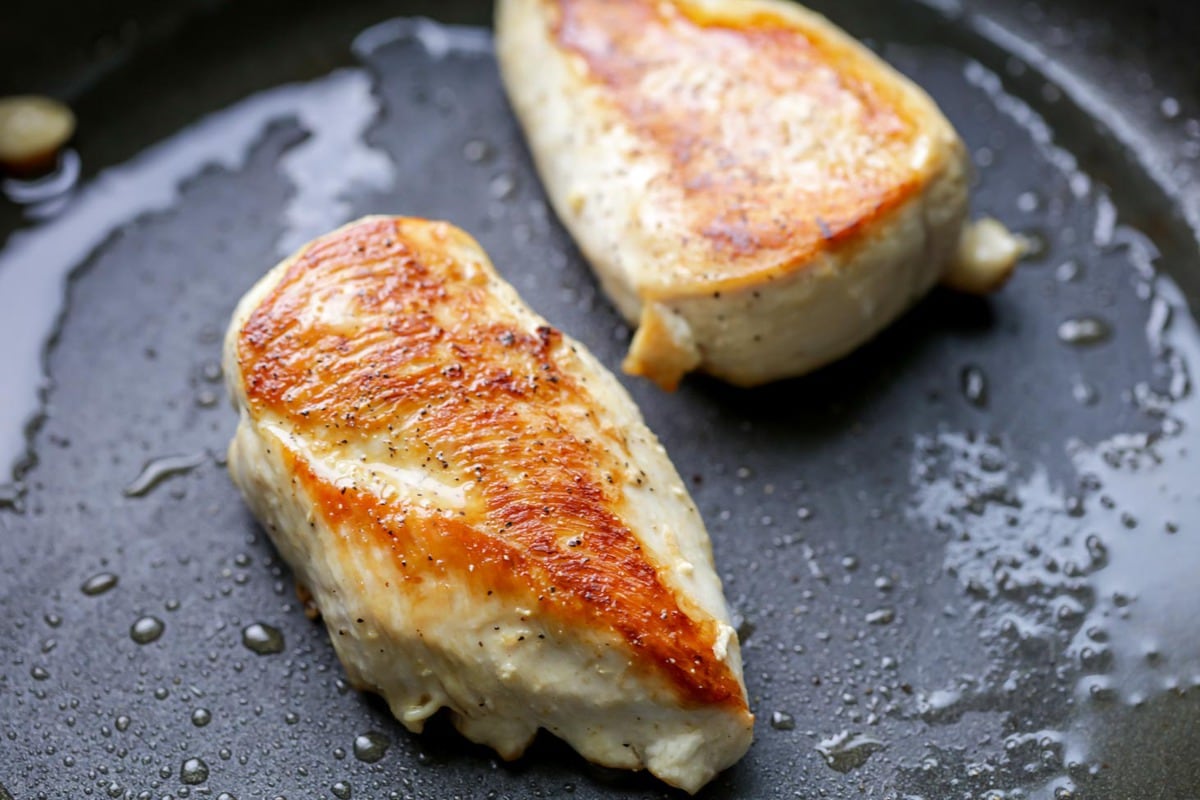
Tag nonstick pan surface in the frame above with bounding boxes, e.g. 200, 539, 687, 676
2, 1, 1200, 798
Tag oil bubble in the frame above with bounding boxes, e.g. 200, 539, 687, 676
241, 623, 285, 655
130, 616, 164, 644
352, 731, 390, 763
1057, 317, 1111, 346
180, 757, 209, 785
816, 731, 885, 773
81, 572, 119, 596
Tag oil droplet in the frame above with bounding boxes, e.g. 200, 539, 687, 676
769, 711, 795, 730
115, 715, 131, 732
733, 613, 756, 643
130, 616, 164, 644
1057, 316, 1111, 346
191, 708, 212, 727
352, 731, 390, 763
488, 172, 517, 200
960, 365, 988, 407
44, 612, 62, 627
123, 452, 206, 498
241, 622, 285, 655
81, 572, 119, 596
462, 139, 492, 163
1056, 260, 1081, 282
815, 731, 886, 773
1072, 378, 1099, 406
1087, 678, 1117, 702
30, 665, 49, 681
865, 608, 896, 625
1084, 534, 1108, 566
180, 757, 209, 785
331, 782, 352, 800
0, 482, 22, 511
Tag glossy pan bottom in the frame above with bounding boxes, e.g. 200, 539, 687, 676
1, 1, 1199, 797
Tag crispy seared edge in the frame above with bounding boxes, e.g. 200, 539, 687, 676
526, 0, 967, 295
223, 217, 753, 786
497, 0, 971, 387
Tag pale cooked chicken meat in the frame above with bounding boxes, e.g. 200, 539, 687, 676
496, 0, 1022, 389
223, 216, 753, 793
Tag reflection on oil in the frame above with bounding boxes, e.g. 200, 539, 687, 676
1054, 277, 1200, 796
816, 730, 886, 773
0, 69, 393, 505
122, 452, 208, 498
910, 274, 1200, 797
888, 40, 1200, 797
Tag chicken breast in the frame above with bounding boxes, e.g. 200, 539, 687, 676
223, 216, 753, 793
496, 0, 1022, 389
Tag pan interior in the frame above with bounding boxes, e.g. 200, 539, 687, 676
1, 3, 1199, 798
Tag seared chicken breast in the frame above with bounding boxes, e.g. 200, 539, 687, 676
224, 217, 753, 793
497, 0, 1022, 389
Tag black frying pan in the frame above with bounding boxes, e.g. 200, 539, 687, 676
2, 1, 1199, 798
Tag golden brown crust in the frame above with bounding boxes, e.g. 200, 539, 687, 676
237, 217, 745, 709
550, 0, 937, 287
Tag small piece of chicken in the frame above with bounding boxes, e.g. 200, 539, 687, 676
224, 216, 753, 793
496, 0, 1021, 389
